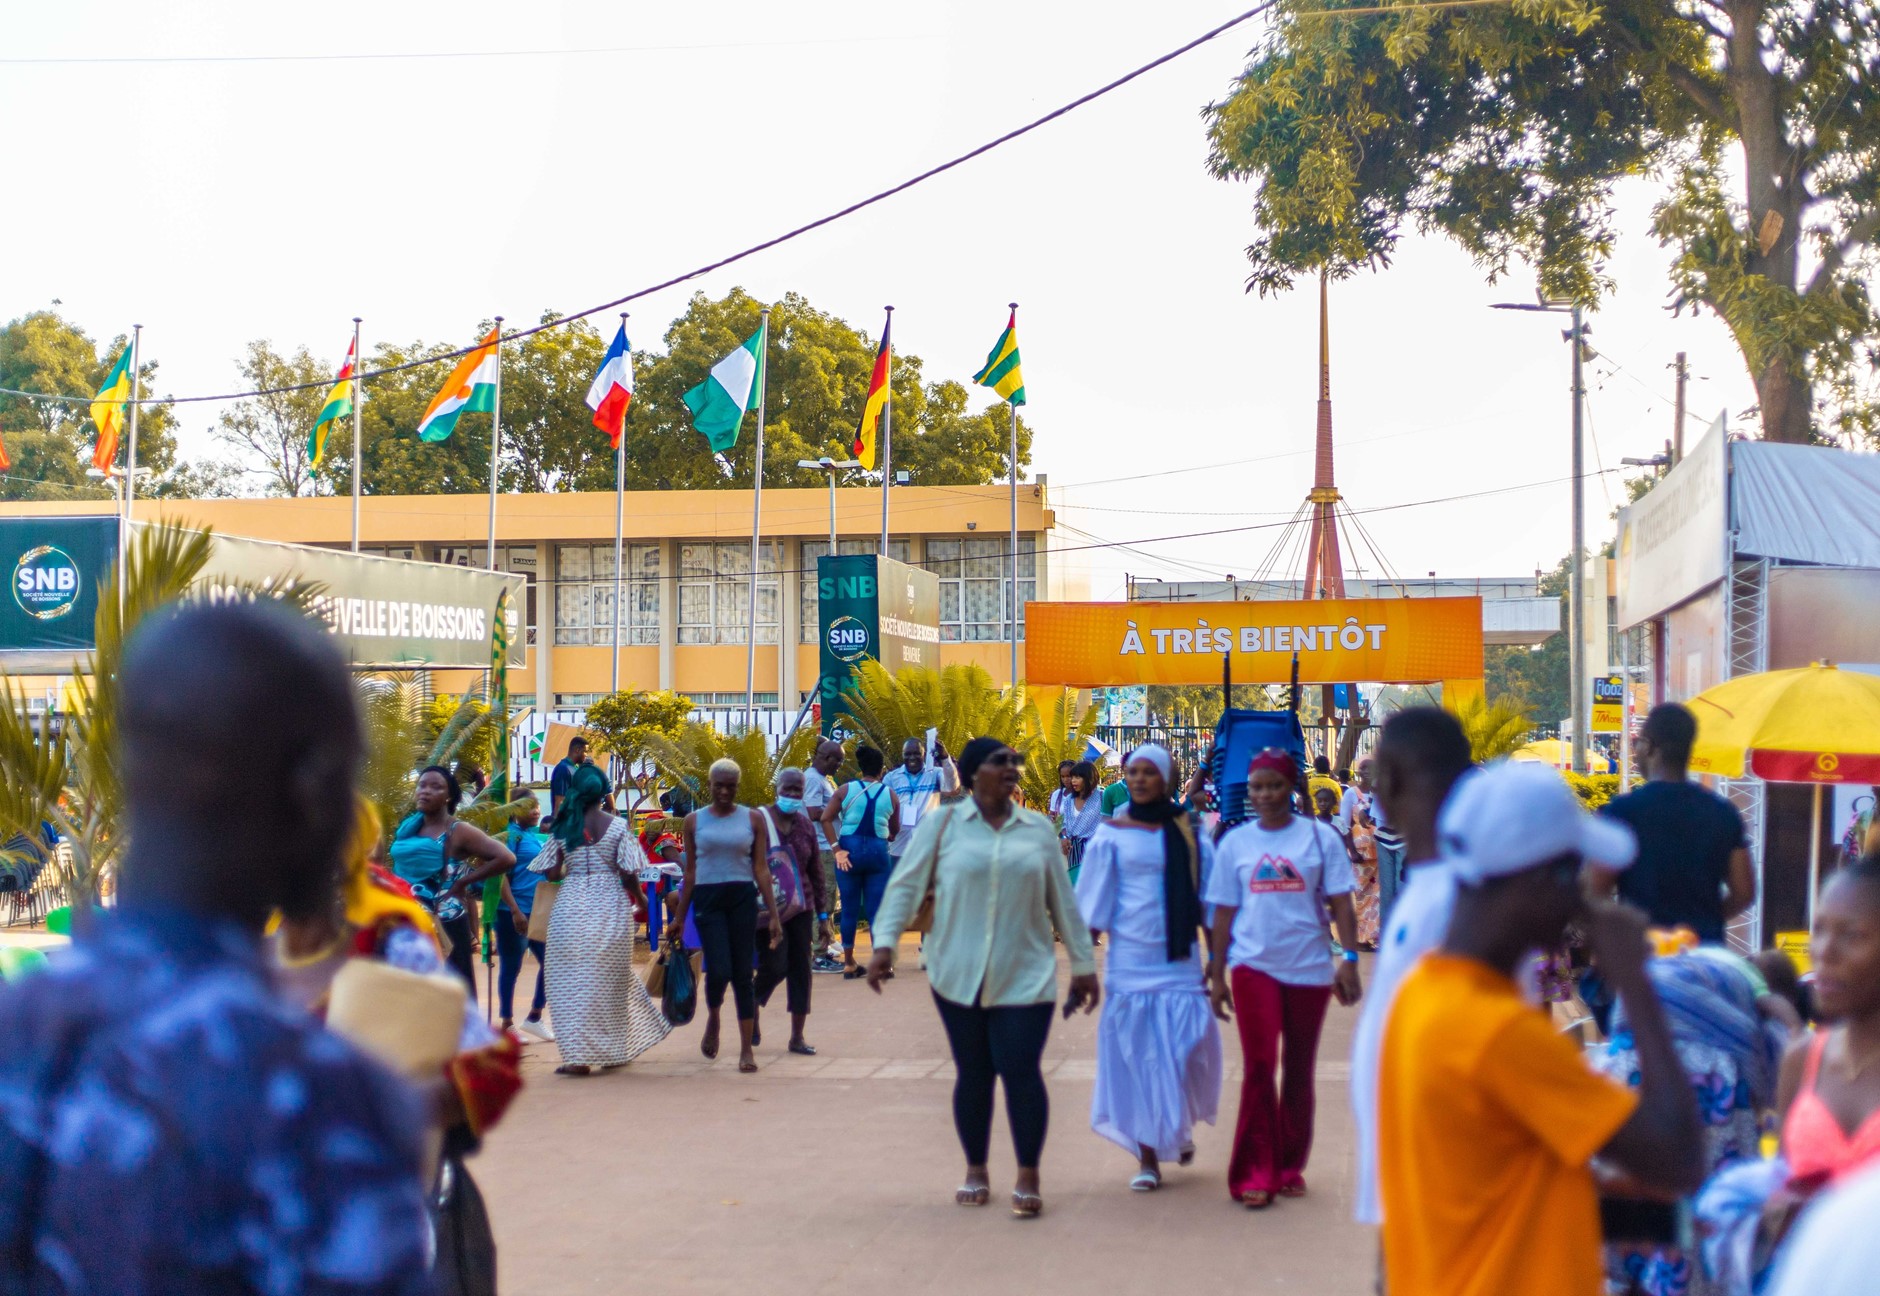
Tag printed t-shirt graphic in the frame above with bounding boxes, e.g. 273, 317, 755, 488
1247, 853, 1307, 893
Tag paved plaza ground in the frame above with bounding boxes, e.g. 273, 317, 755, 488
478, 943, 1376, 1295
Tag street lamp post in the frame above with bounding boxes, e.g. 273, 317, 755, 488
797, 457, 862, 554
1490, 297, 1590, 773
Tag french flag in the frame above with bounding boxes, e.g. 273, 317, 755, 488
585, 323, 634, 448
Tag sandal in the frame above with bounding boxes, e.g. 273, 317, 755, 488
1129, 1170, 1162, 1192
1011, 1191, 1043, 1218
1278, 1181, 1307, 1198
1239, 1190, 1275, 1209
1179, 1143, 1196, 1168
842, 966, 867, 980
955, 1183, 991, 1207
788, 1040, 817, 1056
554, 1064, 592, 1077
738, 1057, 759, 1073
701, 1021, 720, 1060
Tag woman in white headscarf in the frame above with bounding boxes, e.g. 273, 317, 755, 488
1074, 744, 1223, 1191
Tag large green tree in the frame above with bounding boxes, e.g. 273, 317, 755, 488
1205, 0, 1880, 445
1484, 555, 1571, 725
215, 340, 331, 497
0, 311, 194, 502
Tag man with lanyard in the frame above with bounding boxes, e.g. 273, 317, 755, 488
884, 736, 958, 863
802, 739, 847, 973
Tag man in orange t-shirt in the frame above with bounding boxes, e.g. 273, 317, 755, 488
1378, 762, 1703, 1296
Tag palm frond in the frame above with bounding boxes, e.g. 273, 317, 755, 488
1456, 694, 1535, 763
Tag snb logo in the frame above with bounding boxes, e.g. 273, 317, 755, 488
826, 615, 870, 662
13, 545, 81, 620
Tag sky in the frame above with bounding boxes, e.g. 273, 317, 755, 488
2, 0, 1759, 600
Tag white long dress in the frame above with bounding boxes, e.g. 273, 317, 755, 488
1076, 817, 1223, 1160
532, 816, 671, 1068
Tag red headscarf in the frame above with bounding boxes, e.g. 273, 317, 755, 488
1247, 748, 1297, 782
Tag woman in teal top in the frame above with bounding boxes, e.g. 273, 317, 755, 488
392, 765, 513, 997
819, 745, 901, 978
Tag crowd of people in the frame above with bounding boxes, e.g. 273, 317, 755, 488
2, 598, 1878, 1294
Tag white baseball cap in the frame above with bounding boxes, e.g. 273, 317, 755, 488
1438, 761, 1637, 886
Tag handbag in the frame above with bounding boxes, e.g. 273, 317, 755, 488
907, 806, 953, 935
526, 879, 559, 942
660, 933, 698, 1026
757, 808, 811, 928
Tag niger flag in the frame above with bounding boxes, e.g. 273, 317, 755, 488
851, 313, 891, 469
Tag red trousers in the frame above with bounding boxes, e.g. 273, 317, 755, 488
1226, 965, 1333, 1198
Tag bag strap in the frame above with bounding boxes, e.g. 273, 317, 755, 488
760, 806, 781, 849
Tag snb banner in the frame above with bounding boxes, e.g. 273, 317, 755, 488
1024, 598, 1484, 687
0, 516, 119, 661
816, 553, 940, 735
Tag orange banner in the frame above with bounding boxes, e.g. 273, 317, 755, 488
1024, 598, 1483, 687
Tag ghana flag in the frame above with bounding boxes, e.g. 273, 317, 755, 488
972, 308, 1025, 406
307, 337, 357, 468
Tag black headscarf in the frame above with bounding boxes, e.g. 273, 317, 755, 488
1117, 749, 1203, 963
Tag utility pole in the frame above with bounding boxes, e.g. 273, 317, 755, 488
1568, 305, 1588, 776
1671, 351, 1688, 464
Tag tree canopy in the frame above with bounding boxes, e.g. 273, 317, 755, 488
1205, 0, 1880, 445
0, 311, 211, 502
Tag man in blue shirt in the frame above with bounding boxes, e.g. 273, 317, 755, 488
0, 600, 431, 1295
550, 735, 590, 814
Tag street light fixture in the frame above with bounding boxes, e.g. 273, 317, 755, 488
797, 456, 862, 553
1491, 295, 1592, 774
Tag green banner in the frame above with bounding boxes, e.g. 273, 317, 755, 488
0, 516, 118, 661
816, 553, 940, 735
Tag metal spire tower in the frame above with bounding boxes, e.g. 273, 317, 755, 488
1301, 271, 1346, 601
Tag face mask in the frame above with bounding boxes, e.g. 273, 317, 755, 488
776, 796, 804, 815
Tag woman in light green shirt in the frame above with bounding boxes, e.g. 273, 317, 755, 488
868, 735, 1099, 1217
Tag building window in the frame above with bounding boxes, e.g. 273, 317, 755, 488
437, 545, 539, 643
799, 539, 911, 642
678, 541, 779, 645
924, 537, 1035, 642
355, 544, 418, 562
687, 692, 780, 707
553, 543, 660, 646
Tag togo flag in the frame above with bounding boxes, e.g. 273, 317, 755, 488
416, 328, 500, 442
681, 319, 766, 453
973, 308, 1025, 406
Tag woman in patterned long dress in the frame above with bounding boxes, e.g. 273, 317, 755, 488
1342, 781, 1382, 949
531, 764, 671, 1076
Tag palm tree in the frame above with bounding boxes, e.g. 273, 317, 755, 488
641, 720, 819, 806
1456, 693, 1535, 763
0, 523, 318, 908
355, 672, 527, 836
1016, 687, 1103, 808
836, 661, 1022, 770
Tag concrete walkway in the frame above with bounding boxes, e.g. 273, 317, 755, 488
477, 946, 1375, 1295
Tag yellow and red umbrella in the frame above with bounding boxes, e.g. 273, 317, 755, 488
1688, 662, 1880, 926
1689, 663, 1880, 782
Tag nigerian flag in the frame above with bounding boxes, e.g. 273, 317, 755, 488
682, 320, 767, 452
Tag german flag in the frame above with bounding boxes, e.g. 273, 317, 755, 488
851, 313, 891, 469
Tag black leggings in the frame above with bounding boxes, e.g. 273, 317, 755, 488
441, 914, 477, 1002
692, 881, 759, 1021
754, 909, 814, 1017
932, 992, 1054, 1169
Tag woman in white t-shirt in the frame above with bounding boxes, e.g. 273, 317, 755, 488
1204, 748, 1363, 1209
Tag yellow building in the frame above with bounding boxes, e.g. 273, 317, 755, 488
0, 483, 1059, 709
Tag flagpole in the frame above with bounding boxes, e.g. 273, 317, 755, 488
120, 324, 142, 601
350, 317, 363, 553
1007, 302, 1019, 685
879, 305, 894, 555
611, 313, 629, 696
487, 317, 504, 571
745, 306, 772, 729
